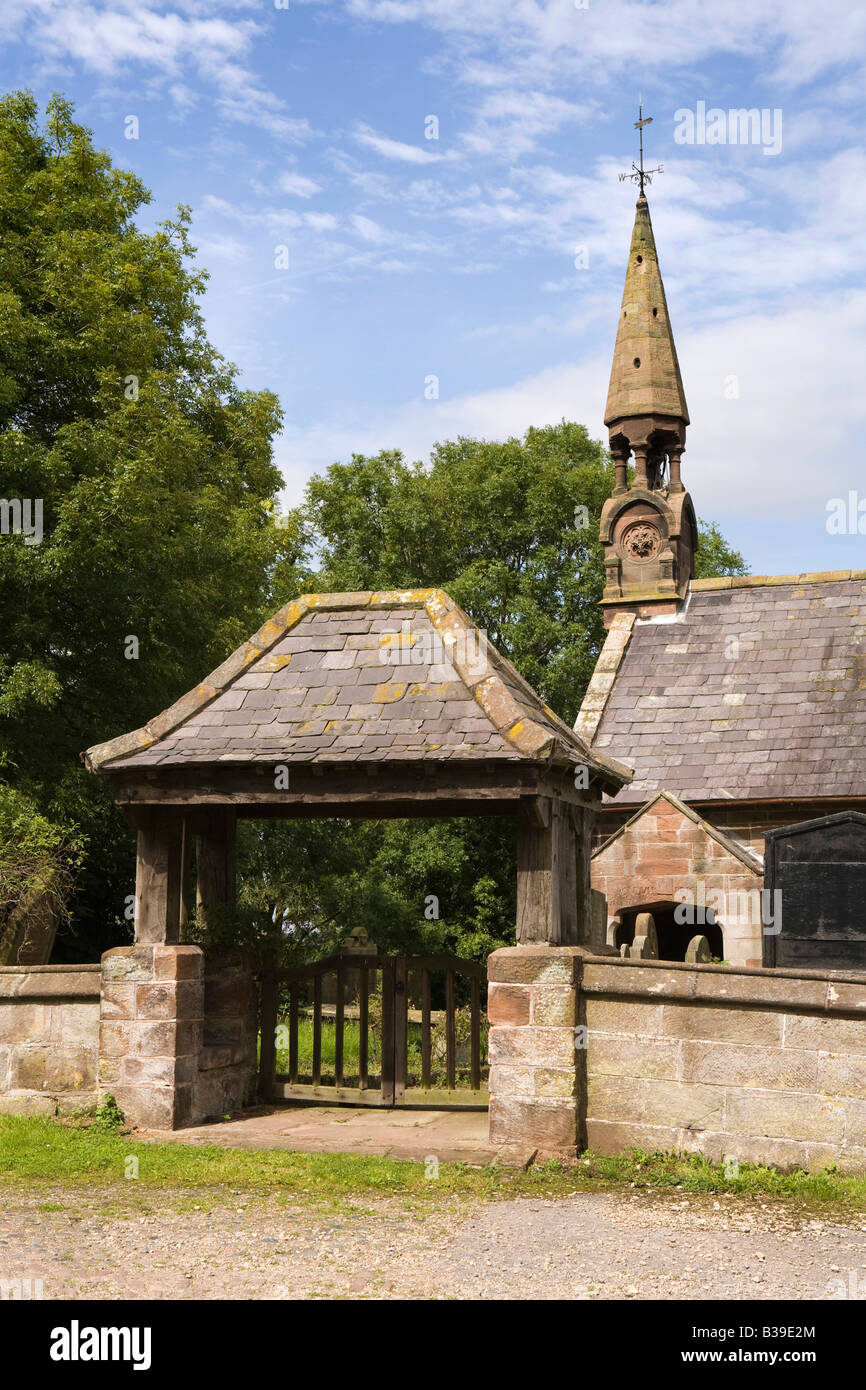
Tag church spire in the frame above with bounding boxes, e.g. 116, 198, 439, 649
598, 112, 697, 625
604, 193, 689, 448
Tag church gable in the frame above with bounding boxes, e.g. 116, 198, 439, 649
592, 790, 763, 963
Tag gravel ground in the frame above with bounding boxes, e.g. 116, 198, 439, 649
3, 1186, 866, 1300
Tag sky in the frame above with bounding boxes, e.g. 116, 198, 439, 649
2, 0, 865, 575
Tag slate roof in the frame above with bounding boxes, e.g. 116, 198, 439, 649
577, 571, 866, 805
84, 589, 630, 787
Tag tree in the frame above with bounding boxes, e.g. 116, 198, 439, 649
695, 519, 748, 579
0, 92, 304, 958
244, 423, 747, 963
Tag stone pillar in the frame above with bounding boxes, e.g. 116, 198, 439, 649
99, 944, 204, 1130
668, 444, 684, 492
632, 445, 649, 487
611, 447, 629, 496
487, 947, 586, 1160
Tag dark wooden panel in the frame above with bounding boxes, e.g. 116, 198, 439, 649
764, 813, 866, 969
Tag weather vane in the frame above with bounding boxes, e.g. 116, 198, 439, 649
619, 101, 663, 195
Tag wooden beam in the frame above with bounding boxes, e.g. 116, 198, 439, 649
133, 808, 184, 944
106, 760, 596, 815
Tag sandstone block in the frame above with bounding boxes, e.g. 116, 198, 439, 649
680, 1039, 818, 1092
662, 1003, 782, 1046
725, 1088, 844, 1144
101, 947, 155, 982
153, 946, 204, 982
531, 987, 577, 1027
488, 947, 577, 986
587, 1074, 724, 1131
534, 1068, 579, 1099
488, 1064, 534, 1097
487, 984, 531, 1026
784, 1014, 866, 1057
489, 1096, 578, 1151
488, 1025, 576, 1069
584, 998, 664, 1037
588, 1033, 680, 1081
0, 1003, 45, 1043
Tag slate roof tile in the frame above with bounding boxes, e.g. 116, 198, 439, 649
86, 590, 630, 789
587, 575, 866, 803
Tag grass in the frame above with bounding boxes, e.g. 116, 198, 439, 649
275, 1018, 488, 1090
3, 1113, 866, 1219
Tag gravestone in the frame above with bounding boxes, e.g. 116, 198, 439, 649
764, 812, 866, 970
626, 911, 659, 960
686, 934, 712, 964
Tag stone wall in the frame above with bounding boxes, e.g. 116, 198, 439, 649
489, 946, 866, 1173
0, 965, 101, 1114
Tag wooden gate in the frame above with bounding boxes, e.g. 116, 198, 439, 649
258, 954, 488, 1108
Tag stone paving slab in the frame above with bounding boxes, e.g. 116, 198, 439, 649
140, 1104, 532, 1168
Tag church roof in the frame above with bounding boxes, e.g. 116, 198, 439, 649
604, 194, 689, 427
84, 589, 630, 789
576, 571, 866, 804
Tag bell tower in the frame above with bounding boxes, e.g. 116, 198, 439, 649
599, 111, 697, 625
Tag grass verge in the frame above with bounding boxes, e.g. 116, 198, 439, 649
2, 1113, 866, 1219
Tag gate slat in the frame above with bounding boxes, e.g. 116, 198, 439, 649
359, 965, 369, 1090
289, 985, 299, 1084
334, 963, 344, 1087
394, 957, 407, 1102
470, 975, 481, 1091
421, 968, 431, 1088
380, 959, 395, 1105
445, 967, 456, 1090
312, 973, 322, 1085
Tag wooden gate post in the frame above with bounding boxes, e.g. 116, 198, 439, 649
194, 807, 237, 928
516, 797, 579, 945
131, 807, 185, 944
258, 967, 278, 1102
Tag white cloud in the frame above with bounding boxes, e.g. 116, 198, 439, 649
354, 122, 444, 164
274, 286, 866, 555
350, 213, 390, 243
4, 0, 315, 139
278, 171, 323, 197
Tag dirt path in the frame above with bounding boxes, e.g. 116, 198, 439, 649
3, 1186, 866, 1300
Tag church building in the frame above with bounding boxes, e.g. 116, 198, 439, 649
576, 188, 866, 970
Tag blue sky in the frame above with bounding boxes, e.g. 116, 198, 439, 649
2, 0, 865, 575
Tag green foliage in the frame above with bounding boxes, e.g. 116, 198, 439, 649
236, 814, 515, 966
0, 92, 305, 958
92, 1094, 126, 1134
0, 784, 81, 958
695, 519, 749, 579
